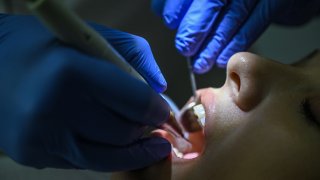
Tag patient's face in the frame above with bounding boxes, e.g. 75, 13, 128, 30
112, 50, 320, 180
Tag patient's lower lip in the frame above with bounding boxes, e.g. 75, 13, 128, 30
183, 152, 199, 159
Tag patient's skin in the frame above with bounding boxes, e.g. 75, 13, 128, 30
112, 50, 320, 180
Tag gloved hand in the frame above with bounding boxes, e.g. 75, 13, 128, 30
152, 0, 320, 73
0, 14, 171, 172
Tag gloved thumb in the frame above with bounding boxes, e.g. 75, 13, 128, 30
89, 23, 167, 93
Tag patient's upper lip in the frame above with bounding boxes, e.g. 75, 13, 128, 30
199, 88, 216, 135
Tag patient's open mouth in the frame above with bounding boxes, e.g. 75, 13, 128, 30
158, 94, 209, 160
156, 88, 218, 160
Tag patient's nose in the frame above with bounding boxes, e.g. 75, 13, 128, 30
225, 52, 277, 111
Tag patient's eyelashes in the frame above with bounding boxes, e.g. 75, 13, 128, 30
300, 99, 319, 127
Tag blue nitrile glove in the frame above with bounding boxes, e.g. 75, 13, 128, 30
0, 14, 171, 172
152, 0, 320, 73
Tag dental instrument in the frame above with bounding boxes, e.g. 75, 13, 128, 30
187, 57, 198, 101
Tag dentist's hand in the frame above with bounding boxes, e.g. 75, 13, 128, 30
152, 0, 320, 73
0, 14, 170, 172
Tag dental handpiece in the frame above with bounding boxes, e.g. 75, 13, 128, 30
25, 0, 184, 137
26, 0, 144, 81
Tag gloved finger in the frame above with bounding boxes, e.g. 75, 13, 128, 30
90, 23, 167, 93
72, 52, 170, 127
73, 97, 146, 146
193, 0, 258, 74
13, 147, 76, 170
68, 137, 171, 172
216, 0, 272, 67
151, 0, 166, 17
175, 0, 227, 57
162, 0, 193, 29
